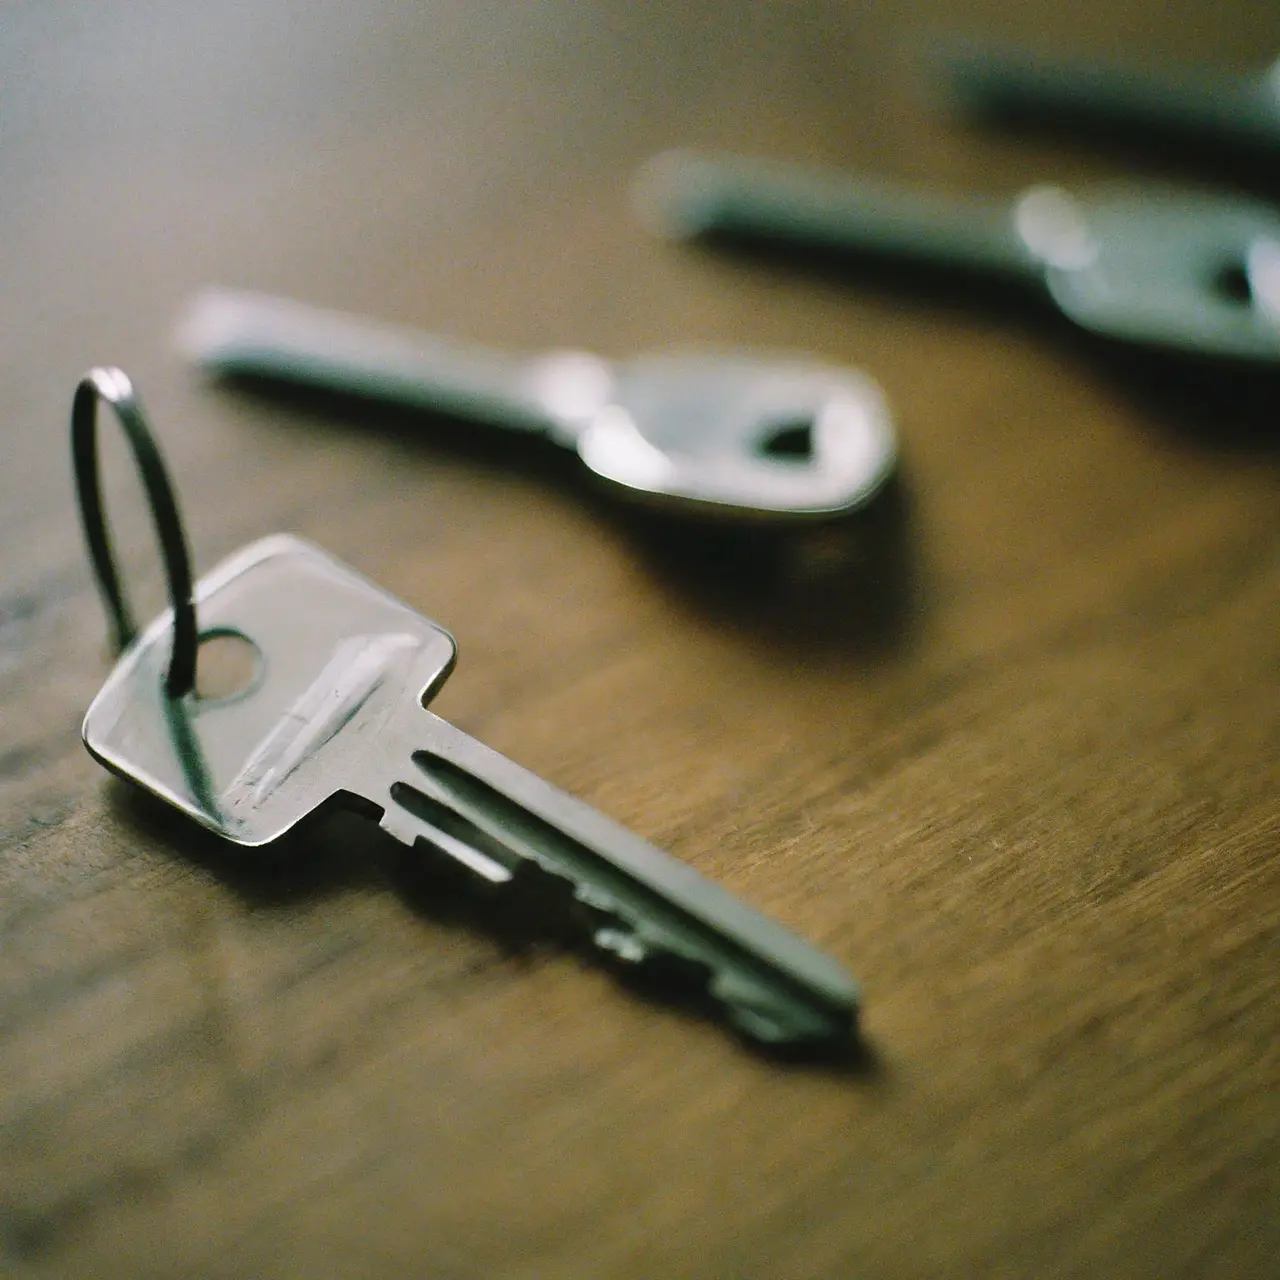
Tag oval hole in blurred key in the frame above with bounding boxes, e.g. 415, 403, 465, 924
1213, 261, 1252, 305
758, 417, 815, 461
194, 628, 263, 702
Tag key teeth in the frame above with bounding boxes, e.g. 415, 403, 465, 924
589, 917, 834, 1048
593, 926, 649, 966
379, 807, 423, 848
511, 850, 846, 1048
710, 969, 835, 1047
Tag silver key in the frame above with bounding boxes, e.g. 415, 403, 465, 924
943, 42, 1280, 160
83, 534, 859, 1048
634, 149, 1280, 364
176, 289, 897, 523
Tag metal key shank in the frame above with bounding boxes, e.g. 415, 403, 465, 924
638, 149, 1280, 364
376, 707, 858, 1045
179, 289, 897, 521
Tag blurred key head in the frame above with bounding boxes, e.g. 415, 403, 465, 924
1028, 184, 1280, 363
576, 353, 898, 521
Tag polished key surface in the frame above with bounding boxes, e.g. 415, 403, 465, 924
638, 149, 1280, 363
83, 535, 859, 1047
179, 289, 898, 521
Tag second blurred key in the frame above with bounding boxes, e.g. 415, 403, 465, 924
178, 289, 897, 525
636, 149, 1280, 366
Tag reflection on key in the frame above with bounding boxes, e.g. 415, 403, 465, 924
84, 533, 860, 1050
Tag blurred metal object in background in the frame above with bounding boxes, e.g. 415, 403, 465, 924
179, 289, 898, 524
636, 149, 1280, 365
942, 41, 1280, 160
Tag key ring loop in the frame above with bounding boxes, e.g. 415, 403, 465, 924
71, 367, 198, 699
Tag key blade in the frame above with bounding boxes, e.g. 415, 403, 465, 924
634, 148, 1042, 287
176, 288, 588, 437
941, 41, 1280, 156
381, 711, 859, 1047
638, 151, 1280, 365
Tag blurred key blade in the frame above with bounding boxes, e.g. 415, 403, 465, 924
401, 713, 860, 1048
941, 41, 1280, 156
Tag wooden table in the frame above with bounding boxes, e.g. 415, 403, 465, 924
2, 3, 1277, 1276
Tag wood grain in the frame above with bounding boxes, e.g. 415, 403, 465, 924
1, 2, 1277, 1276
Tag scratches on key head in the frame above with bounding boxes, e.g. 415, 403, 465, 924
225, 632, 420, 809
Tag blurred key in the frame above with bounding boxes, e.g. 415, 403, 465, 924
942, 41, 1280, 159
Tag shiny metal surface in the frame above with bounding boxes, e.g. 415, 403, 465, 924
637, 149, 1280, 364
178, 289, 897, 522
83, 534, 859, 1048
943, 42, 1280, 157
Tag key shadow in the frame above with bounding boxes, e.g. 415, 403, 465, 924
110, 780, 882, 1076
106, 782, 385, 906
211, 371, 574, 490
959, 108, 1280, 205
690, 221, 1052, 330
587, 470, 922, 659
1058, 330, 1280, 459
208, 375, 923, 656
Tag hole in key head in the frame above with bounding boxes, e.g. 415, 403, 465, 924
194, 628, 263, 702
757, 417, 815, 461
1213, 261, 1253, 305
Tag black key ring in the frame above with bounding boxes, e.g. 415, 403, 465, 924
72, 367, 198, 699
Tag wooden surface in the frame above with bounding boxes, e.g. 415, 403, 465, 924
2, 3, 1278, 1276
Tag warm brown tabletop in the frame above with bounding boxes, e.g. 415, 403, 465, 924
2, 3, 1278, 1277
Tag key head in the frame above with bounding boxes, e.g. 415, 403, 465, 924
82, 535, 456, 846
1038, 184, 1280, 362
574, 354, 897, 521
